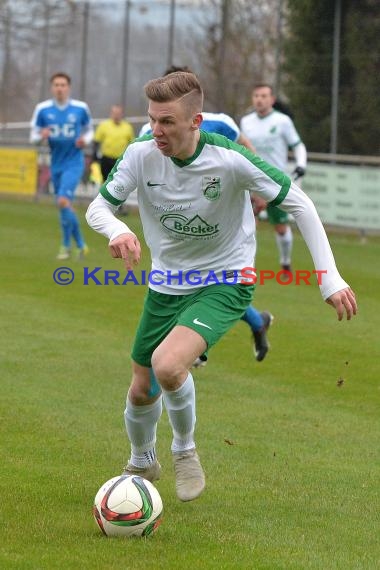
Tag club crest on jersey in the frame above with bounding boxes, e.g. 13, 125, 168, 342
202, 176, 221, 201
112, 184, 125, 196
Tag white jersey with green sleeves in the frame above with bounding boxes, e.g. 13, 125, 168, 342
100, 130, 290, 294
240, 110, 302, 172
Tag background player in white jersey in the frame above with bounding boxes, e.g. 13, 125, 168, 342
30, 72, 94, 260
240, 83, 307, 273
139, 66, 273, 365
86, 72, 356, 503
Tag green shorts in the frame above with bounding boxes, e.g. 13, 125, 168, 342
267, 204, 289, 225
131, 283, 255, 367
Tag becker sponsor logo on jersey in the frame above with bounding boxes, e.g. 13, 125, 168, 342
160, 213, 220, 238
202, 176, 221, 201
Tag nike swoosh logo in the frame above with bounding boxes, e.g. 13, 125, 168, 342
192, 318, 212, 330
147, 181, 166, 187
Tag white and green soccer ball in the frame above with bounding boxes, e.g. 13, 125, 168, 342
93, 475, 163, 537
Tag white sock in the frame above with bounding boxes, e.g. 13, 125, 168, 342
275, 226, 293, 265
124, 395, 162, 468
162, 372, 196, 454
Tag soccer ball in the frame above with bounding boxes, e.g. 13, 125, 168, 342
93, 475, 163, 537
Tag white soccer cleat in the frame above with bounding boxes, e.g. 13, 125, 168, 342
56, 246, 70, 260
173, 448, 205, 502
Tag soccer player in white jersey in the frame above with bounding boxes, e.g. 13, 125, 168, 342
240, 83, 307, 273
139, 71, 272, 365
86, 72, 357, 502
30, 72, 94, 260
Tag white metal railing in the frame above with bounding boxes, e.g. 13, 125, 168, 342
2, 120, 380, 167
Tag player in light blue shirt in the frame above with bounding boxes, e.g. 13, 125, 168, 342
138, 66, 273, 364
30, 72, 94, 259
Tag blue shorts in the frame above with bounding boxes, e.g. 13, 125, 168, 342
51, 164, 84, 201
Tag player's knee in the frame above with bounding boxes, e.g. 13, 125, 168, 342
129, 361, 161, 403
57, 196, 71, 209
151, 350, 183, 389
128, 379, 152, 404
275, 223, 288, 235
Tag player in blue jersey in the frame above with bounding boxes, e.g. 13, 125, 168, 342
139, 66, 273, 365
30, 72, 94, 260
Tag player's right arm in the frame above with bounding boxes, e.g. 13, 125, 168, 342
86, 143, 141, 269
29, 105, 49, 144
109, 232, 141, 269
86, 194, 141, 270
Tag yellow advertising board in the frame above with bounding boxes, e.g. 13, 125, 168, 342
0, 147, 38, 195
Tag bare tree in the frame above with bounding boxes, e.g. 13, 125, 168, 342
190, 0, 281, 119
1, 0, 242, 124
0, 0, 77, 121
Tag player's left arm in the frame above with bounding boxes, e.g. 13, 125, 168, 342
325, 289, 357, 321
76, 104, 94, 147
283, 117, 307, 179
250, 193, 267, 215
291, 141, 307, 179
237, 133, 256, 154
236, 134, 265, 212
276, 183, 357, 320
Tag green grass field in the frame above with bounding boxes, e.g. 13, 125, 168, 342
1, 198, 379, 570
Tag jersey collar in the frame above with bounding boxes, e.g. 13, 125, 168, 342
257, 109, 275, 120
170, 130, 206, 167
54, 98, 71, 111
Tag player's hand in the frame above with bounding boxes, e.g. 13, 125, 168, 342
41, 127, 51, 140
75, 136, 85, 148
251, 194, 267, 215
292, 166, 306, 181
109, 232, 141, 271
326, 287, 357, 321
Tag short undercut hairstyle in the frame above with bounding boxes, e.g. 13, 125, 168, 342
163, 65, 193, 76
144, 71, 203, 116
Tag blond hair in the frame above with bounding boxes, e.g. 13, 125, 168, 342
144, 72, 203, 117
